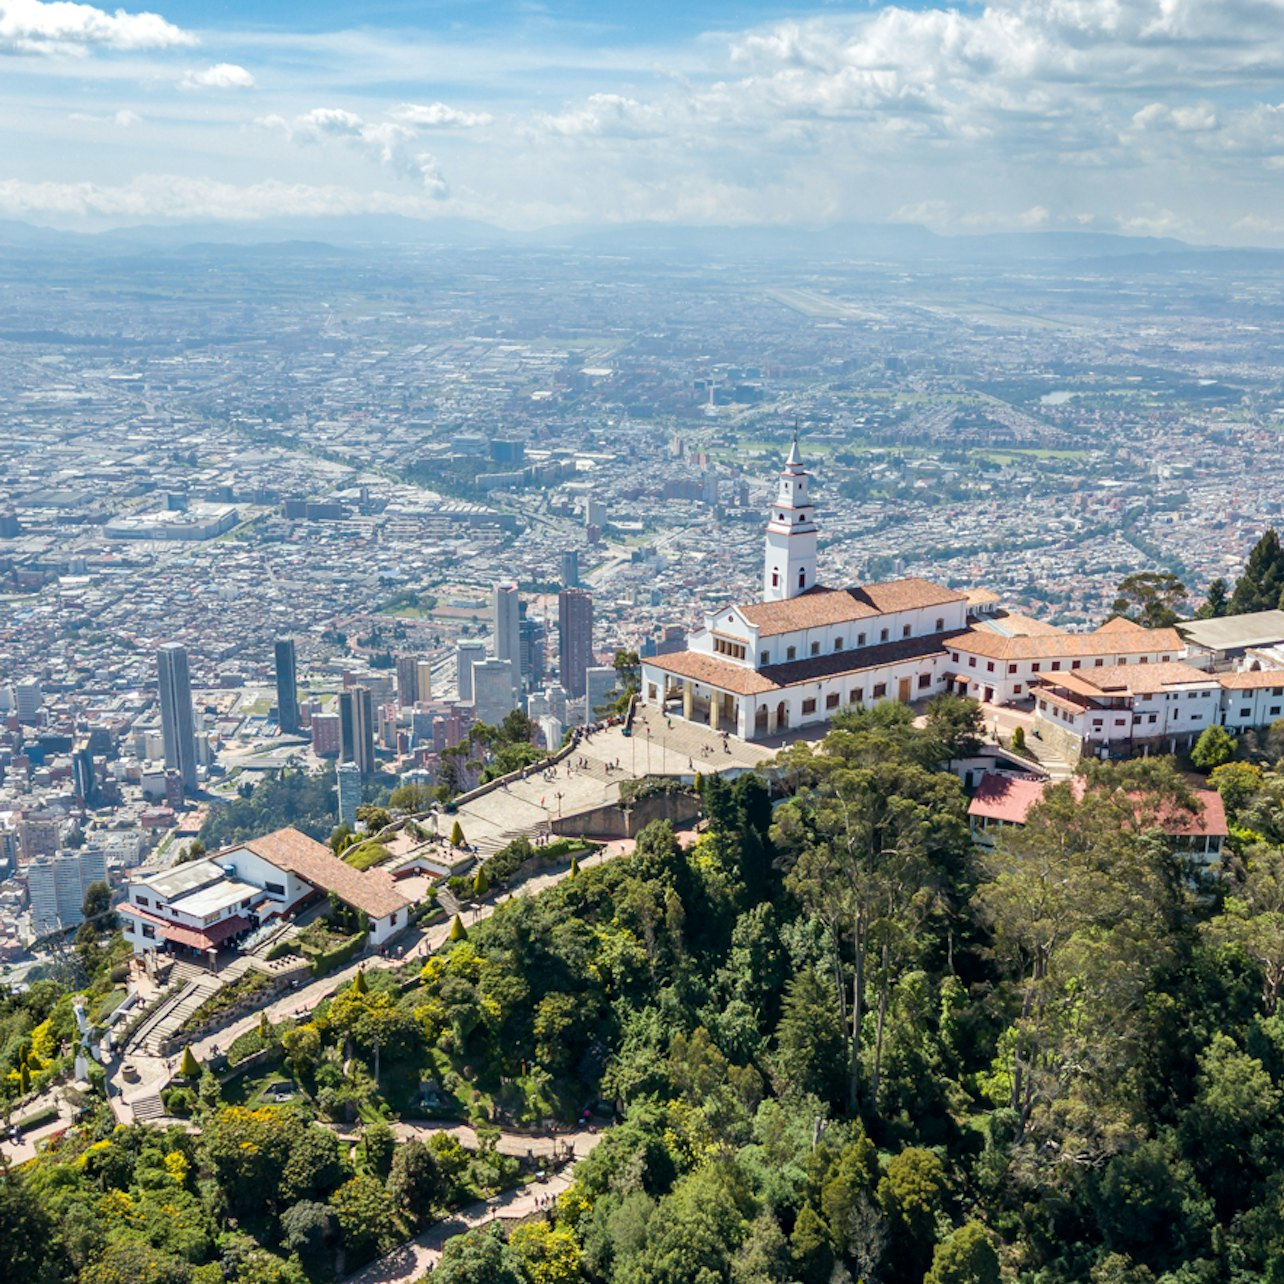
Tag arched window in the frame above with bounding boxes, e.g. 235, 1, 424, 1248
798, 568, 806, 588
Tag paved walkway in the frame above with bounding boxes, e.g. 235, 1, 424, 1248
346, 1129, 603, 1284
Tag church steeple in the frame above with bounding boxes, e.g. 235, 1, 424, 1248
763, 430, 817, 601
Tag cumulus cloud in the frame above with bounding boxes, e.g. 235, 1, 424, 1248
391, 102, 492, 129
0, 0, 194, 55
181, 63, 255, 90
534, 93, 673, 139
68, 106, 141, 125
258, 107, 449, 196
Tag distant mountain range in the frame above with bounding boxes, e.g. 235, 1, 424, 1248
0, 213, 1279, 266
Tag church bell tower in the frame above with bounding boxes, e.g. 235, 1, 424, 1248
762, 431, 817, 602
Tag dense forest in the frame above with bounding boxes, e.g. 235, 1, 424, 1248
6, 699, 1284, 1283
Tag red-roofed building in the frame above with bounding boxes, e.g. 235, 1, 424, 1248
968, 771, 1227, 863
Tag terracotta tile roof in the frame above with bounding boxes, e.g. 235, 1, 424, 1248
646, 631, 957, 696
1073, 660, 1214, 695
240, 827, 411, 921
974, 612, 1067, 638
737, 577, 966, 637
644, 651, 779, 696
120, 904, 253, 950
968, 773, 1227, 837
1219, 669, 1284, 690
1094, 615, 1150, 635
951, 626, 1184, 662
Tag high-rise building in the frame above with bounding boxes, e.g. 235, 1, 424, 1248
585, 666, 622, 721
493, 583, 522, 693
471, 658, 517, 727
311, 712, 341, 757
561, 549, 579, 589
558, 588, 594, 698
339, 686, 376, 776
456, 642, 487, 702
26, 848, 107, 933
519, 610, 545, 692
18, 816, 61, 861
13, 680, 42, 723
274, 638, 300, 735
72, 744, 98, 808
396, 654, 421, 708
336, 761, 361, 830
416, 661, 433, 705
157, 643, 198, 792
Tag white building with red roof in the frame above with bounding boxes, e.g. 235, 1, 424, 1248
968, 771, 1228, 864
121, 825, 412, 960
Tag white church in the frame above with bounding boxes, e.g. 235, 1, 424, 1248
639, 439, 1193, 742
640, 438, 973, 738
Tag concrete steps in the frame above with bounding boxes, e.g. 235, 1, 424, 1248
131, 1093, 166, 1123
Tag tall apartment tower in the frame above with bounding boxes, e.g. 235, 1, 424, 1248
274, 638, 300, 734
456, 641, 487, 702
339, 686, 376, 776
558, 587, 594, 699
416, 660, 433, 704
493, 582, 522, 693
471, 658, 517, 727
157, 642, 198, 792
561, 549, 579, 589
336, 761, 361, 829
395, 654, 421, 708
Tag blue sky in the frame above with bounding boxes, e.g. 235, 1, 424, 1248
4, 0, 1284, 241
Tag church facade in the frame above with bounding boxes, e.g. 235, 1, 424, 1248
640, 440, 972, 738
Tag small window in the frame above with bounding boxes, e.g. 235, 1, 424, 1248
760, 651, 769, 666
801, 698, 817, 715
918, 673, 931, 689
880, 628, 889, 643
1149, 714, 1157, 724
826, 692, 840, 709
772, 570, 779, 588
902, 624, 912, 639
1095, 658, 1104, 666
1051, 661, 1061, 672
986, 661, 995, 672
858, 633, 867, 647
786, 646, 796, 661
872, 682, 887, 699
265, 881, 286, 897
834, 637, 843, 651
1272, 706, 1282, 716
798, 568, 806, 588
1139, 655, 1149, 664
389, 913, 397, 926
1031, 662, 1041, 673
1118, 657, 1128, 665
968, 657, 977, 668
1071, 660, 1081, 669
935, 617, 944, 632
850, 688, 864, 704
143, 924, 155, 938
810, 641, 821, 656
1013, 685, 1022, 695
953, 652, 960, 662
136, 896, 149, 907
1008, 664, 1017, 674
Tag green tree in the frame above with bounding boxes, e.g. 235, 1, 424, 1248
924, 694, 985, 763
1229, 529, 1284, 615
387, 1137, 440, 1225
0, 1174, 65, 1284
878, 1147, 950, 1281
327, 1175, 396, 1265
508, 1222, 583, 1284
361, 1120, 395, 1180
449, 913, 467, 942
433, 1223, 526, 1284
1196, 577, 1230, 619
82, 880, 113, 923
924, 1222, 1000, 1284
1192, 725, 1237, 772
1209, 761, 1264, 819
772, 970, 847, 1107
450, 820, 466, 848
179, 1046, 200, 1079
1110, 571, 1189, 628
1203, 846, 1284, 1015
790, 1203, 834, 1284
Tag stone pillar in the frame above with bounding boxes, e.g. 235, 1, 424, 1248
767, 704, 777, 735
708, 690, 720, 728
682, 681, 694, 720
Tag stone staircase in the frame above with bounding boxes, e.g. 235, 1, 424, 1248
130, 1092, 166, 1123
138, 972, 222, 1055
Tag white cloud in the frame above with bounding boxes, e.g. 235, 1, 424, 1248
114, 107, 139, 125
0, 173, 445, 221
535, 93, 671, 138
68, 106, 141, 125
0, 0, 194, 55
391, 102, 492, 129
181, 63, 255, 91
258, 107, 449, 195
